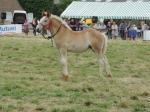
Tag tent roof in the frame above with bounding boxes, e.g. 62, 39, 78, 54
61, 1, 150, 20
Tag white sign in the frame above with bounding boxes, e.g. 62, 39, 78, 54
143, 30, 150, 41
6, 12, 13, 21
27, 13, 33, 23
0, 24, 22, 35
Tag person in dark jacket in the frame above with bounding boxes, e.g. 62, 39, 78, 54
106, 22, 112, 39
32, 17, 38, 36
119, 21, 127, 40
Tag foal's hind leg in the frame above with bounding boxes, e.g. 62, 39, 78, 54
91, 47, 105, 78
59, 48, 69, 81
93, 48, 112, 78
101, 55, 112, 78
98, 54, 112, 79
98, 53, 107, 78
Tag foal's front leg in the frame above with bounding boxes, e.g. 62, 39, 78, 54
59, 48, 69, 81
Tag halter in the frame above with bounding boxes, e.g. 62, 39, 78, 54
48, 20, 62, 38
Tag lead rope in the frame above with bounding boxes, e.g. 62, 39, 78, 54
48, 20, 62, 46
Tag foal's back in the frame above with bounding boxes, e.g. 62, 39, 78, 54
67, 28, 105, 46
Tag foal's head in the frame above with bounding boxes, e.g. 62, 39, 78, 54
36, 11, 51, 32
36, 12, 72, 33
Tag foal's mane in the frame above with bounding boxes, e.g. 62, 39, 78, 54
51, 14, 72, 30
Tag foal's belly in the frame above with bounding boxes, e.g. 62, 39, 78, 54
67, 43, 89, 53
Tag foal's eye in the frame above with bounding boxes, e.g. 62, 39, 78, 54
44, 20, 47, 22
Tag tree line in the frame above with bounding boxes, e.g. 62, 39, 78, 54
18, 0, 76, 19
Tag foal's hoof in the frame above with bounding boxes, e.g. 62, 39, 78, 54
106, 73, 112, 80
62, 74, 69, 81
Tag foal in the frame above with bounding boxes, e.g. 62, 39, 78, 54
37, 14, 112, 80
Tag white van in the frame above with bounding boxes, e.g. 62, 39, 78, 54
13, 10, 27, 24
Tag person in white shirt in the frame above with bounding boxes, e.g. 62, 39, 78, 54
99, 22, 106, 32
111, 22, 118, 39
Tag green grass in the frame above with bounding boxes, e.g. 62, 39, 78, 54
0, 36, 150, 112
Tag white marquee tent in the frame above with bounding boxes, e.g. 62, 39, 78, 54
61, 1, 150, 20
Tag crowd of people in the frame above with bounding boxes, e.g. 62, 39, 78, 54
65, 17, 150, 40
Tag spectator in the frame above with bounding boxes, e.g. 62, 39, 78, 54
119, 21, 127, 40
76, 19, 83, 31
32, 17, 38, 36
64, 18, 70, 25
129, 24, 137, 40
106, 21, 112, 39
42, 10, 50, 17
125, 21, 131, 39
42, 10, 52, 39
82, 20, 90, 30
141, 22, 149, 38
110, 19, 114, 25
23, 20, 29, 35
111, 22, 118, 39
92, 21, 100, 31
99, 22, 106, 32
70, 18, 76, 31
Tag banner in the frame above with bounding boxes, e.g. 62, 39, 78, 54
0, 24, 22, 35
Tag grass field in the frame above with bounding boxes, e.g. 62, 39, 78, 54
0, 36, 150, 112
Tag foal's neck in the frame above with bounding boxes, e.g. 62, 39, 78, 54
51, 19, 68, 33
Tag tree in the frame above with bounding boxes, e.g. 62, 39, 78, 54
18, 0, 76, 18
56, 0, 74, 15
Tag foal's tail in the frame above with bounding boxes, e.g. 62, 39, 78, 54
102, 33, 108, 54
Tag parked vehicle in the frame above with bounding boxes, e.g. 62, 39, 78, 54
13, 10, 27, 24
